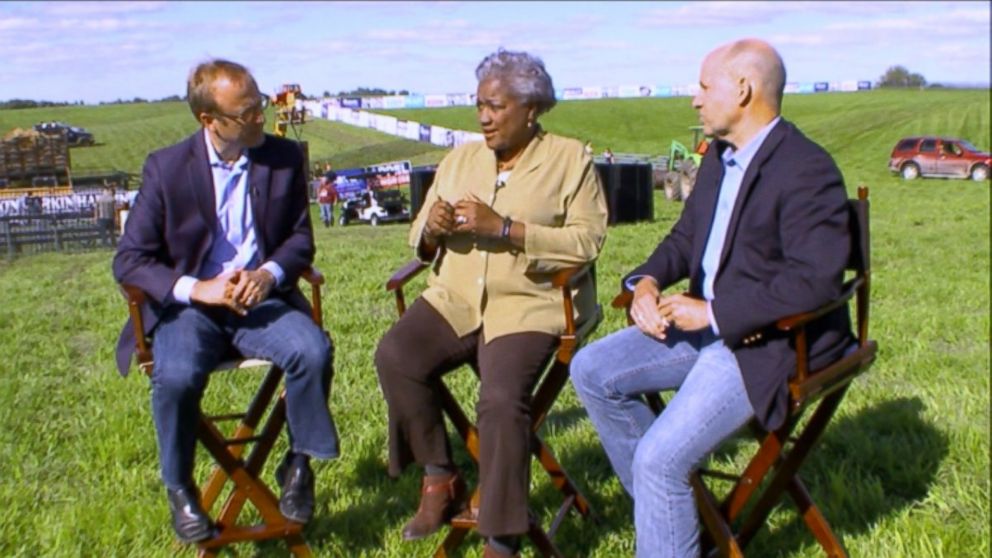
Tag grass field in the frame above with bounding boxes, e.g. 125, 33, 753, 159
0, 89, 989, 557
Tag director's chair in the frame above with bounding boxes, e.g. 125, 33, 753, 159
121, 268, 327, 557
611, 186, 877, 557
385, 261, 600, 558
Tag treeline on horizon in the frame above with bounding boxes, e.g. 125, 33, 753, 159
0, 86, 408, 110
0, 95, 186, 110
2, 79, 987, 112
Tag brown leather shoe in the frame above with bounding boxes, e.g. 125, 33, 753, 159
401, 472, 466, 540
483, 544, 521, 558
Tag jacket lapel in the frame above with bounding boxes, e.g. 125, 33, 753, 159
509, 127, 548, 180
688, 144, 725, 291
188, 132, 217, 235
247, 143, 271, 259
717, 119, 789, 269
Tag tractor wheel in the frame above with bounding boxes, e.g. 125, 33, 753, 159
663, 173, 682, 201
676, 159, 698, 200
971, 164, 989, 181
901, 162, 920, 180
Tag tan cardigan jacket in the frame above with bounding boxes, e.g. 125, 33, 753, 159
409, 129, 608, 342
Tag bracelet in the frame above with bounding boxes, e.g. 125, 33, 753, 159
500, 216, 513, 239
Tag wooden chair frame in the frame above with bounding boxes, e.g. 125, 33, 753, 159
121, 268, 327, 558
610, 186, 877, 557
385, 261, 600, 558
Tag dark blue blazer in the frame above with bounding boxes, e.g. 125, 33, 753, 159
625, 119, 854, 430
113, 131, 314, 376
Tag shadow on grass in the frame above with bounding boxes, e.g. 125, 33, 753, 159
248, 396, 944, 555
528, 395, 946, 556
744, 395, 947, 555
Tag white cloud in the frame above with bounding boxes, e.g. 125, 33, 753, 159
35, 1, 166, 16
0, 16, 36, 30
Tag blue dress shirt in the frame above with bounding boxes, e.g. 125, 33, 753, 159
700, 117, 780, 333
171, 130, 284, 304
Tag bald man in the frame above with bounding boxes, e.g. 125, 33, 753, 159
571, 39, 853, 557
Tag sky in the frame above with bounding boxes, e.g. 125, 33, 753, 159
1, 1, 989, 104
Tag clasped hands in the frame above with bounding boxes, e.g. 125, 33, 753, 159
631, 277, 710, 339
423, 194, 502, 243
190, 268, 275, 316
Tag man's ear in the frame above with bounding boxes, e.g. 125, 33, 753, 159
738, 78, 753, 108
198, 112, 214, 128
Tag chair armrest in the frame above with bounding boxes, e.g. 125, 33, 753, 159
551, 264, 596, 338
774, 277, 862, 332
611, 289, 633, 310
386, 260, 428, 292
120, 284, 147, 306
551, 265, 591, 289
119, 283, 152, 370
300, 267, 324, 286
300, 266, 325, 327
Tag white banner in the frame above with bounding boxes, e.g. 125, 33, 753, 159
425, 94, 447, 108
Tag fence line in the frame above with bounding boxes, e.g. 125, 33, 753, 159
1, 213, 116, 259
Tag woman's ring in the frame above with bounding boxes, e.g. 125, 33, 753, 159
455, 215, 467, 225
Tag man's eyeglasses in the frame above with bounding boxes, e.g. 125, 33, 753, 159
213, 96, 269, 125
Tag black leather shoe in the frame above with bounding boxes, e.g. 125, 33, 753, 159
275, 453, 315, 524
166, 486, 215, 544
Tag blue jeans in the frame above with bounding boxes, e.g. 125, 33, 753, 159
151, 298, 339, 489
319, 203, 334, 225
571, 326, 754, 558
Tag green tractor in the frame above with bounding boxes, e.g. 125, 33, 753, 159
658, 126, 710, 201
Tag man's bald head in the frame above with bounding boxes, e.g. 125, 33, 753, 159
710, 38, 786, 113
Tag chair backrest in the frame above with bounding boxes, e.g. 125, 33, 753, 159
849, 186, 870, 348
788, 185, 875, 408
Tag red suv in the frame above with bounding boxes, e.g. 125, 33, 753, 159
889, 136, 990, 181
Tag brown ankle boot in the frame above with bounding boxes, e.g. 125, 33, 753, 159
401, 472, 466, 540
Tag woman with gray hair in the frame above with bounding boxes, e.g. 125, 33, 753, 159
375, 49, 608, 557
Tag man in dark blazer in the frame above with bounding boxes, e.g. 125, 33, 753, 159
571, 39, 853, 558
113, 59, 338, 543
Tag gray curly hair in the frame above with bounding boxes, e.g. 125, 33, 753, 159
476, 48, 557, 116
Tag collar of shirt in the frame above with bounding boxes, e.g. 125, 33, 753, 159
204, 128, 249, 173
720, 116, 781, 173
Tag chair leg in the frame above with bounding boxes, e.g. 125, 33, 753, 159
532, 433, 592, 519
435, 363, 591, 557
438, 381, 481, 461
692, 475, 744, 558
201, 365, 284, 510
195, 391, 311, 556
787, 477, 847, 558
722, 425, 791, 523
435, 526, 471, 557
527, 516, 565, 558
210, 395, 287, 527
285, 533, 314, 557
734, 387, 848, 551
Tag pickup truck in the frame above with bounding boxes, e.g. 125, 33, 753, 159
34, 121, 95, 147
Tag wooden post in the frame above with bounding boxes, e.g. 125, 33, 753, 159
53, 218, 63, 252
2, 221, 14, 261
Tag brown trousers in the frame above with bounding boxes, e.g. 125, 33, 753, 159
375, 298, 557, 537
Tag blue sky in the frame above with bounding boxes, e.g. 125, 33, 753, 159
1, 1, 989, 104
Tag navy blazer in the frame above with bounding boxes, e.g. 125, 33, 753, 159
625, 119, 854, 430
113, 131, 314, 376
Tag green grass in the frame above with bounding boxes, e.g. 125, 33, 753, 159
0, 90, 989, 557
0, 102, 451, 177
